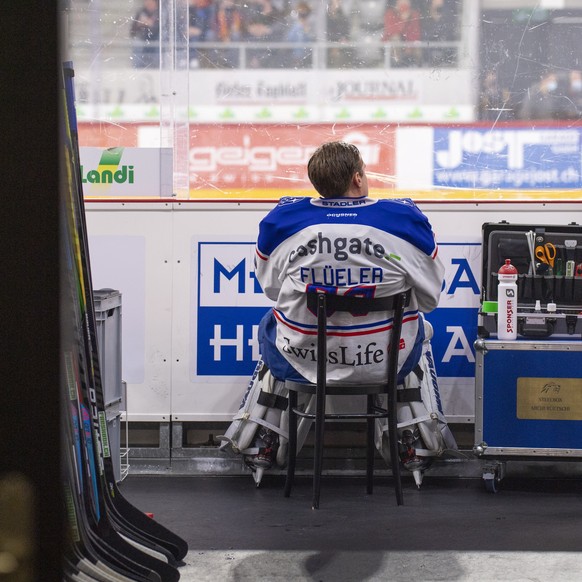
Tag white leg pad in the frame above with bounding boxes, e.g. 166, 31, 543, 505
218, 361, 289, 455
375, 319, 457, 463
276, 393, 315, 467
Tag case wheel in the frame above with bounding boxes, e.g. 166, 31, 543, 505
482, 462, 504, 493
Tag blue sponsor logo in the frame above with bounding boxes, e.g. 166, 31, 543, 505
197, 307, 269, 376
424, 308, 477, 378
197, 242, 481, 379
434, 128, 581, 189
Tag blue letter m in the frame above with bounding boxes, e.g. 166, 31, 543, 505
214, 258, 246, 293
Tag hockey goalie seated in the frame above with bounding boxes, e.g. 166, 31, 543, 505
219, 141, 458, 487
219, 318, 457, 488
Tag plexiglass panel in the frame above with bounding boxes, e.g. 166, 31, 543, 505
64, 1, 582, 200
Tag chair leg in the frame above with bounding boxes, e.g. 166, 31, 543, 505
366, 395, 375, 494
388, 400, 404, 506
284, 390, 298, 498
312, 389, 326, 510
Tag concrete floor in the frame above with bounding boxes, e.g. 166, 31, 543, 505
120, 470, 582, 581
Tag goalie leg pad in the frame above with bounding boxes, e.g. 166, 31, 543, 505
276, 393, 315, 467
218, 361, 289, 455
404, 319, 458, 456
375, 318, 457, 464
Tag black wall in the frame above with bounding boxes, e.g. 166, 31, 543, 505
0, 2, 63, 580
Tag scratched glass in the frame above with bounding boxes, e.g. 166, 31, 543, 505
62, 1, 582, 200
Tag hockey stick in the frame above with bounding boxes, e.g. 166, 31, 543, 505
61, 62, 188, 562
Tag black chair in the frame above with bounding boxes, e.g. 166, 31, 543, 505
284, 289, 411, 509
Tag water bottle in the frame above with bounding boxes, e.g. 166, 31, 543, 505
497, 259, 518, 340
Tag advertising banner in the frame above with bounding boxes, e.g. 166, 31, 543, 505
195, 241, 271, 376
193, 238, 481, 398
187, 124, 395, 196
433, 127, 582, 189
426, 242, 481, 381
77, 124, 582, 201
80, 147, 173, 197
72, 68, 474, 125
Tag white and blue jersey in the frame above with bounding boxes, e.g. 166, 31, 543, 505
255, 196, 444, 384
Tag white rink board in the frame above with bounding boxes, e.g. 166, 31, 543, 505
85, 201, 582, 422
87, 202, 174, 421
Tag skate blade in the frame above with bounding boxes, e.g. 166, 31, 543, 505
252, 467, 265, 487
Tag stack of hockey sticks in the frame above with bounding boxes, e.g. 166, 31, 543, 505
60, 61, 188, 581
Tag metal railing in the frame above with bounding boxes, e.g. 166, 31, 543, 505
68, 39, 462, 70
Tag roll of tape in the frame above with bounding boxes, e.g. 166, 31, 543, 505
482, 301, 498, 313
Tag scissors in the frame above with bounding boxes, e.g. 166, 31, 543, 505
535, 243, 556, 268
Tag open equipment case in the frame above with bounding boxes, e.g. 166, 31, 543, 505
479, 221, 582, 339
474, 222, 582, 492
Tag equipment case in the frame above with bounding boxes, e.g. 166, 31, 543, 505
475, 223, 582, 491
479, 221, 582, 338
474, 339, 582, 490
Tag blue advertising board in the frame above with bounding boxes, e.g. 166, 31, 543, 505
194, 240, 481, 387
433, 128, 582, 189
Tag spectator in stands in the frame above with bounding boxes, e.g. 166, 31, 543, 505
285, 1, 315, 68
479, 69, 514, 121
188, 0, 216, 67
518, 71, 580, 120
271, 0, 290, 13
326, 0, 352, 68
421, 0, 456, 68
189, 0, 216, 42
565, 70, 582, 116
130, 0, 160, 69
242, 0, 285, 68
383, 0, 422, 67
214, 0, 244, 68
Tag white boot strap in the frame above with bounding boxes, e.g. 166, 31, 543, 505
252, 417, 289, 440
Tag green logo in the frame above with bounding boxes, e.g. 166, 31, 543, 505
81, 147, 134, 185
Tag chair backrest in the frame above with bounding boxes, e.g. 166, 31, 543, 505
306, 289, 409, 315
307, 289, 411, 388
